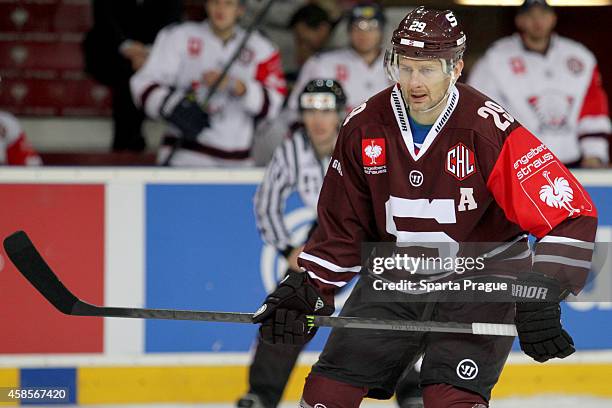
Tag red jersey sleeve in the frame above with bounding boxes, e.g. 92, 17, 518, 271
486, 126, 598, 294
577, 65, 611, 161
6, 133, 41, 165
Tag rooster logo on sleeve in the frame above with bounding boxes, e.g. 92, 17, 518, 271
539, 170, 580, 216
364, 140, 383, 165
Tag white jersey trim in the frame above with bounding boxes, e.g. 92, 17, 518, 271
533, 255, 592, 269
306, 271, 348, 288
539, 235, 595, 250
390, 84, 460, 161
578, 115, 612, 135
299, 252, 362, 273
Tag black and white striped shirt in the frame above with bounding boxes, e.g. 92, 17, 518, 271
254, 127, 330, 254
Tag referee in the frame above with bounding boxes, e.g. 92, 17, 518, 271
242, 79, 347, 408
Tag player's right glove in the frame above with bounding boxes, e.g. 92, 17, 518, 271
161, 91, 210, 142
252, 271, 334, 345
514, 272, 575, 363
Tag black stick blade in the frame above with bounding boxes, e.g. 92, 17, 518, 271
3, 231, 78, 314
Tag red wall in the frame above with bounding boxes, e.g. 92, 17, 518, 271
0, 184, 104, 353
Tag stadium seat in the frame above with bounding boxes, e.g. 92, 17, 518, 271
0, 77, 111, 116
0, 0, 91, 33
0, 37, 84, 72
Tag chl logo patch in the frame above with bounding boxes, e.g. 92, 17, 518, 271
456, 359, 478, 380
446, 143, 476, 181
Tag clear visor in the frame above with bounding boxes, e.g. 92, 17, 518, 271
300, 93, 337, 111
384, 48, 455, 84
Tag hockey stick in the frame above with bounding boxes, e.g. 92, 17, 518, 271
162, 0, 278, 166
2, 231, 517, 337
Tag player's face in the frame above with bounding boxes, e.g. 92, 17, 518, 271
398, 57, 451, 112
515, 7, 556, 41
350, 20, 383, 55
303, 109, 340, 148
396, 56, 464, 114
206, 0, 243, 32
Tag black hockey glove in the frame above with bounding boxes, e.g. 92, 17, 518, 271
161, 92, 210, 142
514, 273, 575, 363
252, 271, 334, 345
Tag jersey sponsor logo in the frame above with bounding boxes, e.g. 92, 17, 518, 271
510, 57, 526, 74
527, 92, 573, 132
456, 359, 478, 380
362, 138, 387, 174
567, 57, 584, 75
539, 170, 581, 217
520, 161, 593, 227
513, 143, 555, 180
187, 37, 202, 57
336, 64, 348, 82
446, 143, 476, 181
332, 159, 343, 176
409, 170, 423, 187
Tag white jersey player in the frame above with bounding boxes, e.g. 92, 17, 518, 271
469, 0, 611, 167
0, 111, 41, 166
287, 2, 392, 115
131, 0, 287, 167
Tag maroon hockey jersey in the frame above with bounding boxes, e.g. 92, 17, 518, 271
298, 83, 597, 296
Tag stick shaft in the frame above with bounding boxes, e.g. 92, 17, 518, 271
3, 230, 517, 337
72, 301, 517, 336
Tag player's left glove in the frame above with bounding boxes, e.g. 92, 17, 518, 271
514, 272, 575, 363
252, 271, 334, 345
160, 90, 210, 142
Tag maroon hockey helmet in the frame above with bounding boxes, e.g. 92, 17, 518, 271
391, 6, 466, 62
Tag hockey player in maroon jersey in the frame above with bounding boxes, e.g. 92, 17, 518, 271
253, 6, 598, 408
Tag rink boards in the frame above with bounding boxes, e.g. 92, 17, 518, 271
0, 168, 611, 404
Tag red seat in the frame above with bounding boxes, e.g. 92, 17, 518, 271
0, 1, 91, 33
0, 38, 84, 71
0, 77, 111, 116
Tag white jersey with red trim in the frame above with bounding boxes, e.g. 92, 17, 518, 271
131, 21, 287, 166
469, 33, 611, 164
0, 111, 41, 166
298, 83, 597, 296
288, 47, 392, 114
